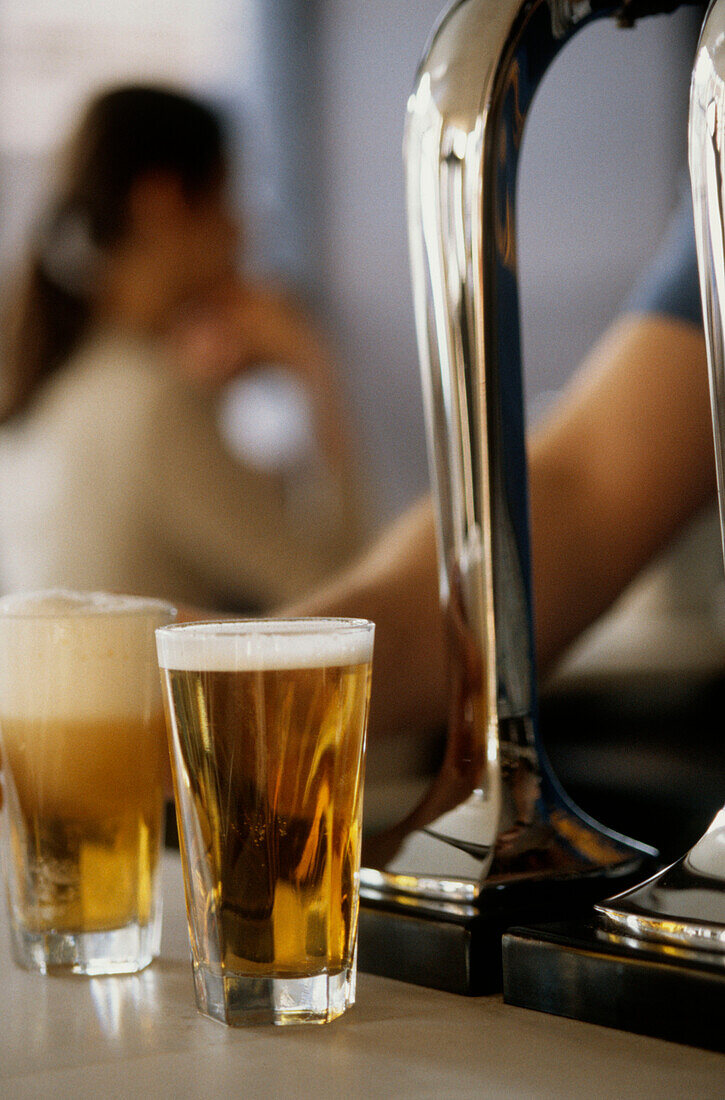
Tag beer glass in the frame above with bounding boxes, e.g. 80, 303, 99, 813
0, 590, 175, 975
157, 618, 374, 1026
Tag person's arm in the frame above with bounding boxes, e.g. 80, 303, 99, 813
284, 496, 448, 740
284, 312, 714, 738
530, 312, 713, 668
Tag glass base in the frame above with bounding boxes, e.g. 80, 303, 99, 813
192, 963, 356, 1026
10, 916, 161, 975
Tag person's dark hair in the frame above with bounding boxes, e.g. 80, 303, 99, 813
0, 84, 225, 424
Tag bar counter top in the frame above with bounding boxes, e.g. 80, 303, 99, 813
2, 854, 723, 1099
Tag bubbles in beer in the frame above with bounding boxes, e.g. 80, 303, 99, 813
158, 620, 373, 983
0, 590, 173, 941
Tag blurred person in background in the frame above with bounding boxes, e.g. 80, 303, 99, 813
0, 84, 364, 611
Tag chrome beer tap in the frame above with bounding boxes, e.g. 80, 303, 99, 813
361, 0, 701, 921
595, 0, 725, 955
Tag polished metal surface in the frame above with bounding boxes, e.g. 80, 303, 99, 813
692, 1, 725, 559
596, 807, 725, 952
360, 0, 710, 906
588, 0, 725, 956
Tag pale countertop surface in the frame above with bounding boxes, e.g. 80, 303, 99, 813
2, 855, 723, 1100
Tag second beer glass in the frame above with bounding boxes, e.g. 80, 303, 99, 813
157, 618, 374, 1026
0, 590, 175, 975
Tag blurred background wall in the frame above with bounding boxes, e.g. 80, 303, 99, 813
0, 1, 703, 526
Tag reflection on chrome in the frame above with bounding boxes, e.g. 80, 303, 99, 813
361, 0, 706, 909
598, 2, 725, 956
596, 808, 725, 954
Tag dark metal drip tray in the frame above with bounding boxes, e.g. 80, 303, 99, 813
502, 919, 725, 1052
357, 859, 652, 995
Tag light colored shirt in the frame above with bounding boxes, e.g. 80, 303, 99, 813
0, 329, 363, 610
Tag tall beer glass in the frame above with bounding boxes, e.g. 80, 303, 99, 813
0, 590, 175, 974
157, 618, 374, 1026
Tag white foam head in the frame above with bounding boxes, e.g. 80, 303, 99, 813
0, 589, 173, 619
0, 590, 176, 720
156, 618, 374, 672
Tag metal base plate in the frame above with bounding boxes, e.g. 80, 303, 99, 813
358, 860, 654, 995
502, 920, 725, 1052
358, 892, 516, 996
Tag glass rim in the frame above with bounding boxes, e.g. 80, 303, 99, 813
156, 617, 374, 639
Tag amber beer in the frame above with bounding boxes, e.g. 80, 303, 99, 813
0, 591, 175, 974
157, 619, 374, 1026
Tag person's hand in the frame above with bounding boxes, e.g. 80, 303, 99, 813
167, 278, 334, 384
165, 280, 266, 386
166, 277, 350, 467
